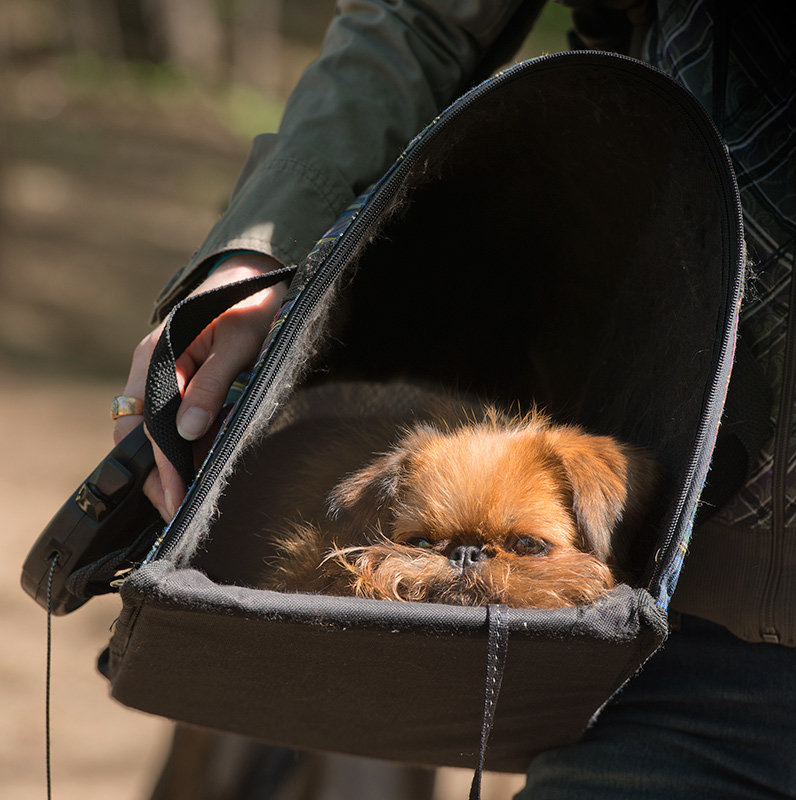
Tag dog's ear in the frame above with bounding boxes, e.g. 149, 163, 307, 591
327, 424, 435, 521
545, 426, 641, 562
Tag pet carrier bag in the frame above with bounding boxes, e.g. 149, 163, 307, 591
23, 52, 748, 781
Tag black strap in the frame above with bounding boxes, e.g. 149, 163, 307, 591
469, 604, 510, 800
145, 267, 296, 485
65, 524, 160, 600
710, 0, 731, 137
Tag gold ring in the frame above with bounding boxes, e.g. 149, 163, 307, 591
111, 395, 144, 420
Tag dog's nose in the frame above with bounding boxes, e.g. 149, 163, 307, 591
449, 545, 484, 570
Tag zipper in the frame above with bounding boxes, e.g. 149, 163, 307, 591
647, 184, 744, 586
761, 251, 796, 644
149, 130, 432, 562
146, 52, 744, 574
150, 53, 583, 564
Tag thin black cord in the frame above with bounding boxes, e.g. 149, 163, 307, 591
469, 605, 509, 800
46, 554, 59, 800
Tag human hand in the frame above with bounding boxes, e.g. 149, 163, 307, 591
113, 253, 288, 521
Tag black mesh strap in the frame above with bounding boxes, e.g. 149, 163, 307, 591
709, 0, 731, 137
145, 267, 296, 485
65, 524, 160, 600
469, 604, 510, 800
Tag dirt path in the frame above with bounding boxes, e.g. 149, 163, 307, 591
0, 371, 173, 800
0, 63, 246, 799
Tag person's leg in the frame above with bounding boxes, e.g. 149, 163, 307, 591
516, 615, 796, 800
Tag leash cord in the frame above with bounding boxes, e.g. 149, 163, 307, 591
46, 553, 59, 800
468, 604, 509, 800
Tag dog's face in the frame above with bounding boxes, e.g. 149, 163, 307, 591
326, 411, 657, 608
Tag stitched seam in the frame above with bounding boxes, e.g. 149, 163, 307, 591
110, 598, 144, 662
266, 157, 351, 216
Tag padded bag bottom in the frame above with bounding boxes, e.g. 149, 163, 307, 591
107, 564, 666, 772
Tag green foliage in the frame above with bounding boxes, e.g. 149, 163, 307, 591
519, 2, 571, 59
517, 3, 572, 60
220, 83, 284, 139
43, 4, 572, 142
53, 51, 284, 139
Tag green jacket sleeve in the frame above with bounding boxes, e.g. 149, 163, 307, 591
152, 0, 542, 319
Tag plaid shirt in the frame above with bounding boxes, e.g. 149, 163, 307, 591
642, 0, 795, 528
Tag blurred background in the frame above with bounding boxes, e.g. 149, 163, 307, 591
0, 3, 569, 798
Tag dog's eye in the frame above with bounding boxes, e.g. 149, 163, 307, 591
406, 537, 433, 549
511, 536, 550, 556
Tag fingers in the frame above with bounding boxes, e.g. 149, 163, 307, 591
175, 279, 287, 442
148, 436, 186, 521
114, 254, 287, 522
114, 322, 187, 521
175, 305, 277, 440
112, 324, 169, 521
142, 464, 168, 522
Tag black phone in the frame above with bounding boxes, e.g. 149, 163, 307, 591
21, 423, 159, 615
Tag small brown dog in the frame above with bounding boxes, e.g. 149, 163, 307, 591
253, 394, 659, 609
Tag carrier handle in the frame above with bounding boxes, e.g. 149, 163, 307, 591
145, 266, 297, 485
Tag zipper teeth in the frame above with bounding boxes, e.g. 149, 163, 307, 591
648, 140, 745, 590
154, 52, 744, 571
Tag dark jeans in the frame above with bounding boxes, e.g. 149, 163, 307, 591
517, 615, 796, 799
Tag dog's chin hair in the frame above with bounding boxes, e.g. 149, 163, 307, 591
324, 540, 615, 609
262, 522, 358, 595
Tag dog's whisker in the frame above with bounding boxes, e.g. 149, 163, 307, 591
320, 545, 367, 565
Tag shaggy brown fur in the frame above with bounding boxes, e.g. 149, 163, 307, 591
256, 405, 659, 609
